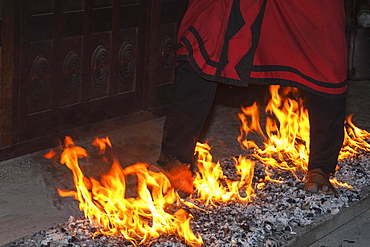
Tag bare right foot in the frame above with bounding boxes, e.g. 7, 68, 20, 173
305, 168, 338, 196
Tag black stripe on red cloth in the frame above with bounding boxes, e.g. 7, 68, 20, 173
234, 0, 267, 82
179, 26, 219, 68
217, 0, 246, 76
249, 77, 347, 99
251, 65, 348, 89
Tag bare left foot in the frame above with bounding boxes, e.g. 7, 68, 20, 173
305, 168, 338, 196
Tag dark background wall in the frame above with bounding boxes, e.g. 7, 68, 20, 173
0, 0, 187, 160
0, 0, 368, 161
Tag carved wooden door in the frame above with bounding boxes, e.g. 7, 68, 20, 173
2, 0, 186, 146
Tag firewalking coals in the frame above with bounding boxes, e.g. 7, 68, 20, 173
5, 85, 370, 246
5, 148, 370, 247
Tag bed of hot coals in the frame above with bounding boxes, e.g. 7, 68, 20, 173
4, 151, 370, 247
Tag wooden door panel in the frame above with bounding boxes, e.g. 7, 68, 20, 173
158, 22, 176, 85
17, 0, 186, 141
93, 0, 113, 8
117, 27, 138, 94
19, 40, 54, 140
0, 0, 188, 157
29, 14, 54, 42
63, 0, 84, 12
155, 22, 177, 107
119, 3, 140, 29
60, 37, 83, 107
147, 0, 187, 111
29, 0, 54, 15
27, 41, 53, 115
63, 11, 84, 37
89, 32, 112, 100
92, 6, 112, 33
121, 0, 140, 4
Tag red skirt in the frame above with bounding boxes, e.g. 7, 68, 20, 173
177, 0, 348, 96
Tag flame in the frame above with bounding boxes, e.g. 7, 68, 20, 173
52, 137, 203, 246
237, 102, 265, 149
238, 85, 370, 186
46, 85, 370, 245
193, 142, 256, 205
44, 149, 56, 159
329, 177, 353, 190
339, 114, 370, 160
92, 136, 112, 154
50, 137, 258, 245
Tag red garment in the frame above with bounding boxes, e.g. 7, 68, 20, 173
177, 0, 348, 96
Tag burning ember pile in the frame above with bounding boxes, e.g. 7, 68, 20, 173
6, 86, 370, 247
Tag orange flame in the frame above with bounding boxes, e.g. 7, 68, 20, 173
237, 102, 265, 149
330, 177, 353, 190
47, 85, 370, 245
193, 142, 256, 205
92, 136, 112, 154
339, 114, 370, 160
52, 137, 203, 246
238, 85, 370, 187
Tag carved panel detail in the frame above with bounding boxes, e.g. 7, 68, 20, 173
30, 55, 50, 99
118, 41, 135, 82
91, 45, 110, 89
63, 50, 81, 90
159, 35, 175, 72
11, 0, 187, 145
157, 22, 177, 88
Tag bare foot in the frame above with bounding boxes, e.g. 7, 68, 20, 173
149, 160, 194, 197
305, 168, 338, 196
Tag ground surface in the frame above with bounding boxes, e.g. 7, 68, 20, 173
0, 81, 369, 246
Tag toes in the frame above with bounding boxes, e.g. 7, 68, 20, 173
323, 185, 338, 196
305, 168, 338, 196
305, 182, 319, 193
319, 181, 338, 196
321, 184, 329, 192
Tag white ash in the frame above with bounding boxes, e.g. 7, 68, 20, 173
4, 152, 370, 247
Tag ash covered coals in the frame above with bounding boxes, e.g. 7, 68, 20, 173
189, 155, 368, 246
4, 152, 370, 247
3, 216, 189, 247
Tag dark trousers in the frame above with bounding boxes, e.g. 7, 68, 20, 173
160, 62, 346, 174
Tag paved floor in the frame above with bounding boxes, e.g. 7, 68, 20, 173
0, 119, 165, 246
0, 82, 369, 246
309, 208, 370, 247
